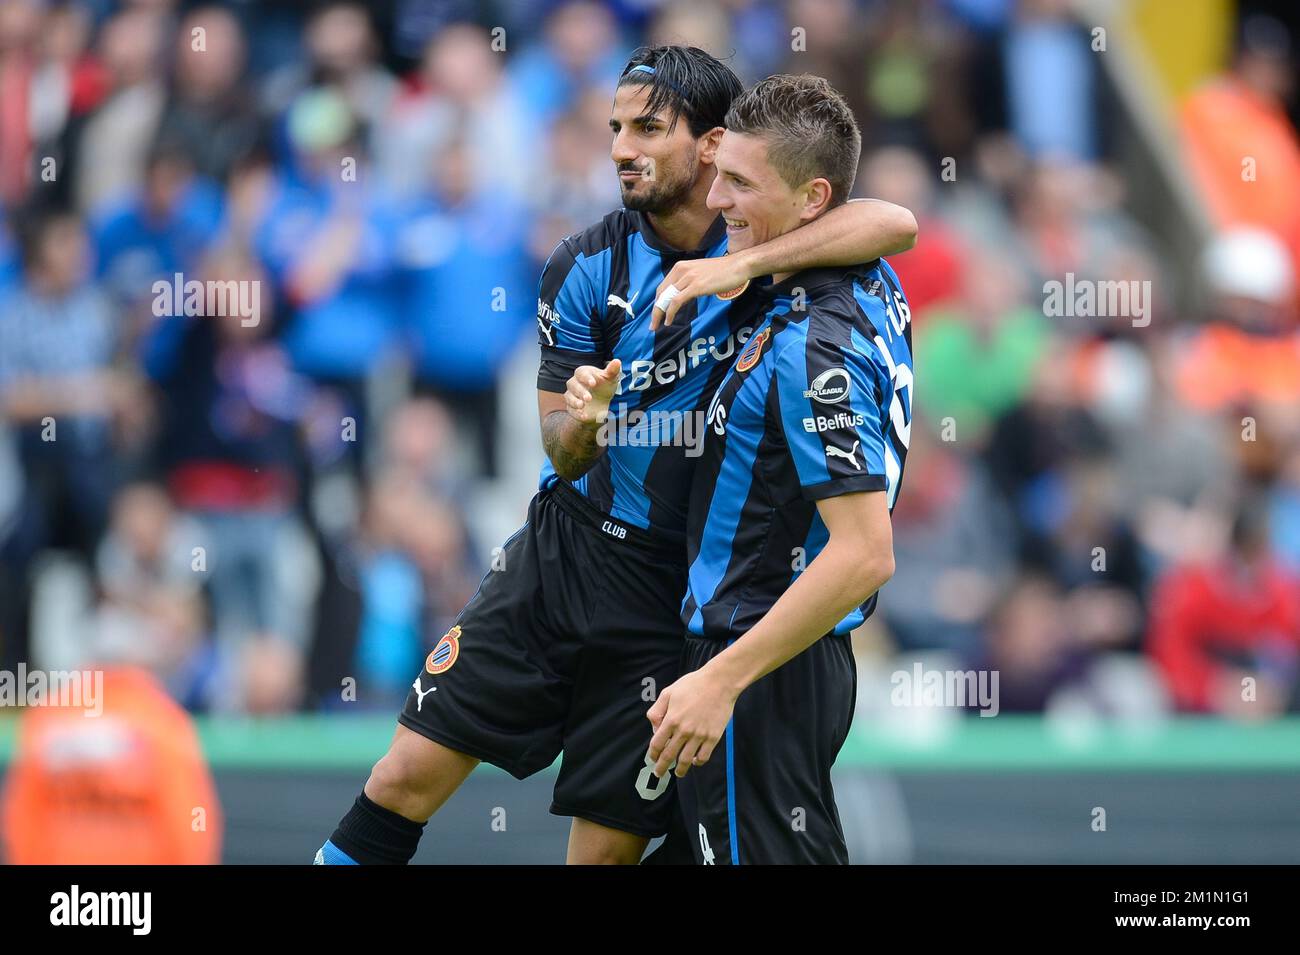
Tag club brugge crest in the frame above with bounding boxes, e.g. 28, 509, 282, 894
735, 327, 770, 372
426, 625, 462, 675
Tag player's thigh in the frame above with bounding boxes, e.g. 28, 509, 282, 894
686, 633, 857, 865
551, 547, 686, 838
565, 816, 650, 865
398, 492, 587, 780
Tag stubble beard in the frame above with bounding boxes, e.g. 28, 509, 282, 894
620, 152, 698, 216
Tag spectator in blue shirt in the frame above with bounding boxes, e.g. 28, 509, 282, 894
396, 138, 533, 477
92, 142, 224, 312
254, 89, 401, 461
507, 1, 627, 126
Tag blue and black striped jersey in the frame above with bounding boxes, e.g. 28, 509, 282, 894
536, 209, 758, 546
682, 260, 915, 640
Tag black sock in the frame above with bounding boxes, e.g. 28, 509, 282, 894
329, 792, 427, 865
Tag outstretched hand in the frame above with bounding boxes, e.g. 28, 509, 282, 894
564, 359, 622, 425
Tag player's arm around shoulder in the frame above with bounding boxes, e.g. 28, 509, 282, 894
651, 199, 917, 328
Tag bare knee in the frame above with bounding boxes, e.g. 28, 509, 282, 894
365, 751, 430, 822
365, 726, 478, 823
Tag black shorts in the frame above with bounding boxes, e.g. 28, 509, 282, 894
398, 481, 687, 838
646, 631, 858, 865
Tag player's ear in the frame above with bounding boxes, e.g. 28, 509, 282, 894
698, 126, 726, 165
799, 177, 834, 222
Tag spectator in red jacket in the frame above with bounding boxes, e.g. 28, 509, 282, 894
1147, 497, 1300, 718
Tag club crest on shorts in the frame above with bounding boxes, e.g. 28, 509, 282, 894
735, 327, 770, 372
426, 625, 462, 675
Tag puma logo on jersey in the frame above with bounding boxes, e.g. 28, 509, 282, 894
537, 298, 558, 346
825, 440, 861, 470
607, 291, 638, 316
412, 677, 437, 711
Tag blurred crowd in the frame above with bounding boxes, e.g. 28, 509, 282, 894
0, 0, 1298, 720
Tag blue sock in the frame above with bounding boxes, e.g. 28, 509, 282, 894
314, 839, 360, 865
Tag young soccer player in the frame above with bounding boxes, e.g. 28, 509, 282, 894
643, 74, 915, 864
318, 49, 915, 866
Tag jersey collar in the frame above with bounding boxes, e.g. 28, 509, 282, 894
632, 211, 727, 257
758, 261, 879, 301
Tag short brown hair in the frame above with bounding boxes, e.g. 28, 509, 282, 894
724, 74, 862, 206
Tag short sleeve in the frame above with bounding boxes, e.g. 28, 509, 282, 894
773, 330, 890, 501
536, 239, 602, 392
